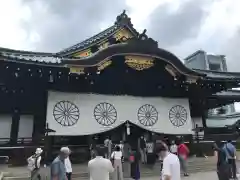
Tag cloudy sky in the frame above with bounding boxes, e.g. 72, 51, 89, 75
0, 0, 240, 110
1, 0, 240, 70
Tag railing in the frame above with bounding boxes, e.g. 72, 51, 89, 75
0, 156, 8, 164
0, 137, 33, 146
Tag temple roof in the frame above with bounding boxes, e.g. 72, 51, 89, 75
57, 10, 141, 56
57, 25, 119, 55
193, 69, 240, 80
212, 90, 240, 99
0, 10, 240, 87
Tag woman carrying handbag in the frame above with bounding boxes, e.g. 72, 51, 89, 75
111, 145, 124, 180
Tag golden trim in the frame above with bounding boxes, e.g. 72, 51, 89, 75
186, 77, 198, 83
69, 66, 85, 74
97, 60, 112, 71
98, 41, 110, 50
165, 64, 177, 77
125, 56, 154, 71
66, 28, 134, 56
114, 28, 133, 41
73, 49, 92, 57
64, 53, 201, 79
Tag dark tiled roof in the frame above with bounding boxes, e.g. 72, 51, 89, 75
0, 47, 55, 56
57, 10, 141, 56
193, 69, 240, 80
57, 25, 120, 55
214, 90, 240, 97
0, 51, 62, 64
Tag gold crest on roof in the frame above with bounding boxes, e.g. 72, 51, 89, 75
98, 60, 112, 71
73, 49, 92, 57
69, 66, 85, 74
125, 56, 154, 71
114, 28, 133, 41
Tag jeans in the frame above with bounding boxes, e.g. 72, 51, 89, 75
66, 172, 72, 180
140, 148, 147, 163
217, 164, 230, 180
31, 169, 41, 180
228, 159, 237, 179
178, 156, 187, 174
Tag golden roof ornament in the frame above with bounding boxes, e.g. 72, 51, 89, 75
125, 56, 154, 71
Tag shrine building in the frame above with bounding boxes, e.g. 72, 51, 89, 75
0, 10, 240, 163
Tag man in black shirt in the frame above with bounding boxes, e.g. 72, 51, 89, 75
213, 141, 230, 180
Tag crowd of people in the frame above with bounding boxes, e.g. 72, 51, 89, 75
26, 136, 240, 180
26, 136, 193, 180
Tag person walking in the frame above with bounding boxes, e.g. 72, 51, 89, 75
50, 147, 70, 180
157, 143, 181, 180
223, 140, 237, 179
65, 148, 72, 180
139, 136, 147, 164
90, 137, 97, 159
27, 148, 43, 180
88, 147, 114, 180
104, 137, 112, 159
111, 145, 124, 180
213, 141, 230, 180
177, 140, 189, 176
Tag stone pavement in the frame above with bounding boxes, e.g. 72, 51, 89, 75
139, 171, 233, 180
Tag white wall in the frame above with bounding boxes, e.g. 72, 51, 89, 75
206, 117, 239, 127
0, 115, 12, 142
18, 115, 34, 138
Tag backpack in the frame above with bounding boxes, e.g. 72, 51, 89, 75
225, 144, 234, 158
27, 155, 39, 171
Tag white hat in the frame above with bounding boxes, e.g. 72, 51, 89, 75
60, 147, 70, 154
35, 148, 43, 155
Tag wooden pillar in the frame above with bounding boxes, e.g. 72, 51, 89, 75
32, 90, 47, 145
202, 108, 207, 128
32, 113, 44, 145
10, 109, 20, 145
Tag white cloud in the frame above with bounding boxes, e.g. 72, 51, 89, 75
0, 0, 240, 111
0, 0, 33, 50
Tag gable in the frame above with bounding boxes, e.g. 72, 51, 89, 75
57, 10, 140, 57
71, 27, 135, 58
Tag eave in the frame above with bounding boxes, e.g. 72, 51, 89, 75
194, 69, 240, 81
211, 90, 240, 100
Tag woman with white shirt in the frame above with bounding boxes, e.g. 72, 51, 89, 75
27, 147, 43, 180
64, 148, 72, 180
111, 145, 124, 180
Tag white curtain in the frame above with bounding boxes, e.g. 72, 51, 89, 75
0, 115, 12, 143
18, 115, 34, 139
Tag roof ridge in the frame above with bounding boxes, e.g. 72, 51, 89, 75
0, 47, 55, 56
58, 25, 118, 54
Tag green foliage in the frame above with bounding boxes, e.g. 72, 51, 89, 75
235, 141, 240, 151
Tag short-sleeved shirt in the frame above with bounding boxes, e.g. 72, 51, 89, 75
50, 156, 66, 180
162, 153, 181, 180
177, 144, 189, 159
